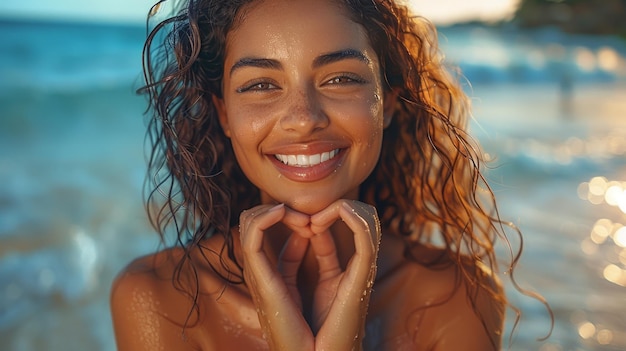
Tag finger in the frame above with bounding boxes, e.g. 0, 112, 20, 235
310, 230, 342, 281
333, 202, 381, 293
315, 204, 380, 350
310, 200, 380, 256
239, 206, 294, 302
239, 205, 314, 348
282, 206, 314, 237
239, 203, 285, 254
338, 202, 380, 257
309, 201, 342, 234
309, 200, 379, 281
278, 233, 309, 286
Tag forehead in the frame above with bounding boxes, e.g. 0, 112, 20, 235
225, 0, 373, 62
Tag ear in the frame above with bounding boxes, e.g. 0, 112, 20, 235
212, 95, 231, 138
382, 89, 398, 129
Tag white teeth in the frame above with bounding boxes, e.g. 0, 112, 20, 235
275, 149, 339, 167
321, 151, 330, 163
309, 153, 321, 165
297, 155, 308, 166
287, 155, 297, 165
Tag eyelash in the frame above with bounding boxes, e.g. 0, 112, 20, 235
324, 74, 366, 85
236, 81, 278, 93
236, 74, 367, 93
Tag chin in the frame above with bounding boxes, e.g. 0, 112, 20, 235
285, 191, 359, 215
285, 199, 332, 215
262, 185, 360, 214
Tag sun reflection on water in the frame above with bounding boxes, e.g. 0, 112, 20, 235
576, 174, 626, 348
578, 177, 626, 211
571, 44, 626, 76
573, 312, 626, 348
578, 176, 626, 288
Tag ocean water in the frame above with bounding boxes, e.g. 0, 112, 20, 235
1, 19, 625, 351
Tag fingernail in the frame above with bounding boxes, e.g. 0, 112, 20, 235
342, 202, 353, 212
269, 203, 284, 212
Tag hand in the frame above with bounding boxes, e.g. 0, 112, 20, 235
239, 203, 315, 350
238, 201, 381, 351
308, 200, 381, 350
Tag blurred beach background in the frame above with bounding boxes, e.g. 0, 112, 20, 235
1, 0, 625, 350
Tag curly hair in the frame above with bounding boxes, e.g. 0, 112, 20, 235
140, 0, 551, 346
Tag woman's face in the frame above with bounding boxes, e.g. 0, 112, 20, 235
216, 0, 387, 214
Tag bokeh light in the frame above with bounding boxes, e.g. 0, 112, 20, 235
579, 177, 626, 214
578, 321, 596, 340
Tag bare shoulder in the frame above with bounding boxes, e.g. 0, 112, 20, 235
372, 245, 505, 350
110, 247, 200, 351
110, 247, 187, 308
110, 232, 260, 351
409, 246, 505, 350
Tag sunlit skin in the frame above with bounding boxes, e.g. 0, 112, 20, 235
215, 0, 387, 215
110, 0, 504, 350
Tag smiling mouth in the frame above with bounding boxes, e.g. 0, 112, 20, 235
274, 149, 340, 167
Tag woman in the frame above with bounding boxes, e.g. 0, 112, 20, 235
110, 0, 533, 349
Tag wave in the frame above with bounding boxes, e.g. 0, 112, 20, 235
0, 20, 145, 93
439, 25, 626, 85
2, 20, 626, 94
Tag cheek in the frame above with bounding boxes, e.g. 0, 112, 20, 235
361, 97, 385, 164
224, 106, 269, 172
226, 103, 277, 152
369, 94, 384, 122
337, 97, 385, 142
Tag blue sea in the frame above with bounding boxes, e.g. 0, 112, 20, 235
1, 19, 625, 351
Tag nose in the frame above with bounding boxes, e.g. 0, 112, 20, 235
279, 87, 329, 134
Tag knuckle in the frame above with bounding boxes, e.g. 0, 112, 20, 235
247, 216, 261, 230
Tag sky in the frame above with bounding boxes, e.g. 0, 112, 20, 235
410, 0, 519, 24
0, 0, 520, 25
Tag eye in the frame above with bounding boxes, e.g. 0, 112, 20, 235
236, 81, 279, 93
324, 74, 366, 86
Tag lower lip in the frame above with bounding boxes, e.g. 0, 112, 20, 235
269, 150, 346, 182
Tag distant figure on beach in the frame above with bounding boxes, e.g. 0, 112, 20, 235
109, 0, 544, 349
559, 68, 574, 117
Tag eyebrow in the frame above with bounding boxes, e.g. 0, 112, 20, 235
229, 57, 282, 77
229, 49, 370, 76
312, 49, 371, 68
